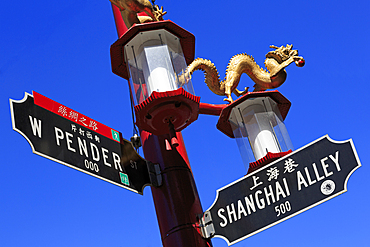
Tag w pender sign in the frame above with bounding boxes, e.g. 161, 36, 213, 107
200, 135, 361, 245
10, 91, 160, 194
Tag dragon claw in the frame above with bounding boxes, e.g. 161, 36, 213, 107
154, 5, 166, 20
223, 96, 233, 103
240, 87, 249, 95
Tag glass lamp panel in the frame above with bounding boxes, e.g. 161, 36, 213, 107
230, 110, 255, 170
229, 97, 293, 167
243, 104, 281, 160
269, 98, 294, 152
124, 29, 194, 105
140, 41, 176, 95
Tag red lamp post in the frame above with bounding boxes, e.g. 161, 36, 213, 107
110, 4, 212, 247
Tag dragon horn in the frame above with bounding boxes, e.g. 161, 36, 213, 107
270, 45, 279, 49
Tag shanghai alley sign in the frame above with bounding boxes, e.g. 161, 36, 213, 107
202, 135, 361, 245
10, 91, 158, 194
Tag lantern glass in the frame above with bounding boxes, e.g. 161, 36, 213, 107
124, 29, 194, 105
229, 97, 293, 170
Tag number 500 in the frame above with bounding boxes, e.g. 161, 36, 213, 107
275, 201, 291, 217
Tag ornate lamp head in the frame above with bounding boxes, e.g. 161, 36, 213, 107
217, 91, 293, 171
111, 21, 199, 136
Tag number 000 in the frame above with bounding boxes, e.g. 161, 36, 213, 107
84, 159, 99, 173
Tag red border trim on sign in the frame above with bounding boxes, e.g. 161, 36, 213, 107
33, 91, 121, 143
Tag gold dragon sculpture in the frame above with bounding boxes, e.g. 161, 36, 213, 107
181, 44, 305, 103
110, 0, 166, 28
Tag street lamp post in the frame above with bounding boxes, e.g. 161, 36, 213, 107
110, 2, 303, 245
110, 4, 211, 246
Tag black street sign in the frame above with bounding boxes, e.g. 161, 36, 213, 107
203, 135, 361, 245
10, 91, 158, 194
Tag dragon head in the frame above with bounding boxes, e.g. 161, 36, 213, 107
266, 44, 305, 67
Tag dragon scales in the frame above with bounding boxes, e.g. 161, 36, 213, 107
181, 44, 305, 103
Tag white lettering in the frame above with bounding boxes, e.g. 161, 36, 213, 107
90, 142, 100, 162
65, 132, 76, 152
53, 128, 123, 172
304, 167, 317, 185
226, 203, 237, 224
78, 137, 88, 157
237, 200, 247, 219
283, 178, 290, 196
245, 194, 256, 214
297, 170, 308, 191
275, 180, 287, 202
84, 159, 99, 173
329, 151, 341, 172
321, 157, 333, 177
102, 147, 111, 167
218, 208, 228, 228
113, 152, 122, 171
29, 116, 42, 138
275, 201, 292, 217
255, 190, 265, 209
312, 163, 325, 181
54, 127, 64, 146
213, 178, 295, 226
264, 185, 275, 205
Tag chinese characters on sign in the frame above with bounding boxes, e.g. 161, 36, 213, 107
59, 104, 99, 132
70, 123, 100, 143
33, 91, 118, 143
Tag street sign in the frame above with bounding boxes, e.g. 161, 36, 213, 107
201, 135, 361, 245
10, 91, 160, 194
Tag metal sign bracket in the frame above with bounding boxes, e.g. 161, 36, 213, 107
147, 161, 162, 187
198, 211, 215, 239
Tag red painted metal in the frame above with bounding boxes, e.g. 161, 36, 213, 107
33, 91, 120, 142
134, 88, 200, 135
141, 130, 212, 246
199, 102, 228, 116
110, 12, 211, 247
216, 90, 292, 138
111, 3, 128, 37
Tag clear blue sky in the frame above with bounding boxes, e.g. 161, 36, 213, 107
1, 1, 369, 246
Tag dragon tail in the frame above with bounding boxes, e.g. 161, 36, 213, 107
185, 58, 224, 96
